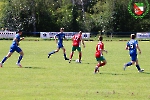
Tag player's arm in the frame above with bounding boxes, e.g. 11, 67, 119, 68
64, 35, 68, 41
20, 37, 24, 41
54, 35, 57, 43
72, 36, 74, 42
102, 49, 107, 54
13, 38, 19, 45
125, 43, 129, 50
125, 45, 129, 50
136, 44, 141, 54
101, 44, 107, 53
81, 37, 85, 48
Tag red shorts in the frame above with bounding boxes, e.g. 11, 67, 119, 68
95, 52, 101, 58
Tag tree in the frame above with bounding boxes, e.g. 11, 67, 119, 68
85, 0, 114, 33
112, 0, 150, 32
0, 0, 150, 33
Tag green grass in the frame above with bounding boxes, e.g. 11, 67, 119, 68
0, 40, 150, 100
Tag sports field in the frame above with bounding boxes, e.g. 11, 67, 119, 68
0, 40, 150, 100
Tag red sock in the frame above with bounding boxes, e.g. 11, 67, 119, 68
79, 52, 82, 61
97, 63, 101, 68
97, 62, 106, 68
100, 62, 106, 67
70, 52, 74, 59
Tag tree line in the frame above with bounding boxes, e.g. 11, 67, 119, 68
0, 0, 150, 33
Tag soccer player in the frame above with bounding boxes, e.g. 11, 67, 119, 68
69, 31, 85, 63
48, 28, 69, 60
0, 30, 24, 68
94, 36, 107, 73
123, 34, 144, 72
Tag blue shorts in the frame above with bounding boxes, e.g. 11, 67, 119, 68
57, 44, 64, 49
10, 46, 22, 53
130, 54, 137, 61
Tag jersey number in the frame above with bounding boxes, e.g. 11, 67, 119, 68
97, 45, 102, 50
74, 36, 79, 41
130, 44, 133, 49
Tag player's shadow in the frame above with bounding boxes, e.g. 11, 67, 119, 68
71, 60, 97, 64
83, 62, 97, 64
24, 66, 45, 69
99, 72, 127, 75
141, 72, 150, 74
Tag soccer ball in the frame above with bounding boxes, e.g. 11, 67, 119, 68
76, 59, 79, 62
75, 59, 81, 63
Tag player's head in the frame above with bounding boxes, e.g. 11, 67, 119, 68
79, 31, 82, 35
60, 27, 64, 32
17, 30, 23, 35
130, 34, 136, 39
99, 36, 103, 41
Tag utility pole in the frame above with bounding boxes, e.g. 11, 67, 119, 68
81, 0, 85, 22
72, 0, 75, 6
31, 0, 36, 32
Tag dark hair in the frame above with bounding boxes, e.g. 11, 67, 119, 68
79, 31, 82, 34
131, 34, 136, 39
99, 36, 103, 41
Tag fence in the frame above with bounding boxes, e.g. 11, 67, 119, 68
87, 32, 150, 41
0, 31, 149, 41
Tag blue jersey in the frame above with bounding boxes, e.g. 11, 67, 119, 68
127, 39, 138, 55
9, 34, 22, 53
55, 32, 65, 45
11, 34, 20, 47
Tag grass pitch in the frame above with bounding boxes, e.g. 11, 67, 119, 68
0, 40, 150, 100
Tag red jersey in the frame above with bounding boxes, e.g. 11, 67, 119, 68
72, 34, 82, 46
95, 41, 104, 58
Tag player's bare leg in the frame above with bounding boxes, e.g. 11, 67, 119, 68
0, 63, 2, 68
69, 51, 74, 63
94, 60, 106, 73
100, 60, 107, 67
16, 63, 22, 68
48, 48, 60, 58
94, 61, 101, 73
16, 51, 24, 68
0, 52, 13, 68
78, 51, 82, 63
62, 47, 69, 60
6, 52, 13, 58
124, 61, 134, 71
135, 59, 144, 72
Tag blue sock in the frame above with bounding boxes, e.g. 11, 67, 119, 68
48, 51, 55, 55
1, 57, 7, 63
125, 62, 132, 66
17, 55, 23, 63
64, 53, 67, 59
136, 64, 141, 70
